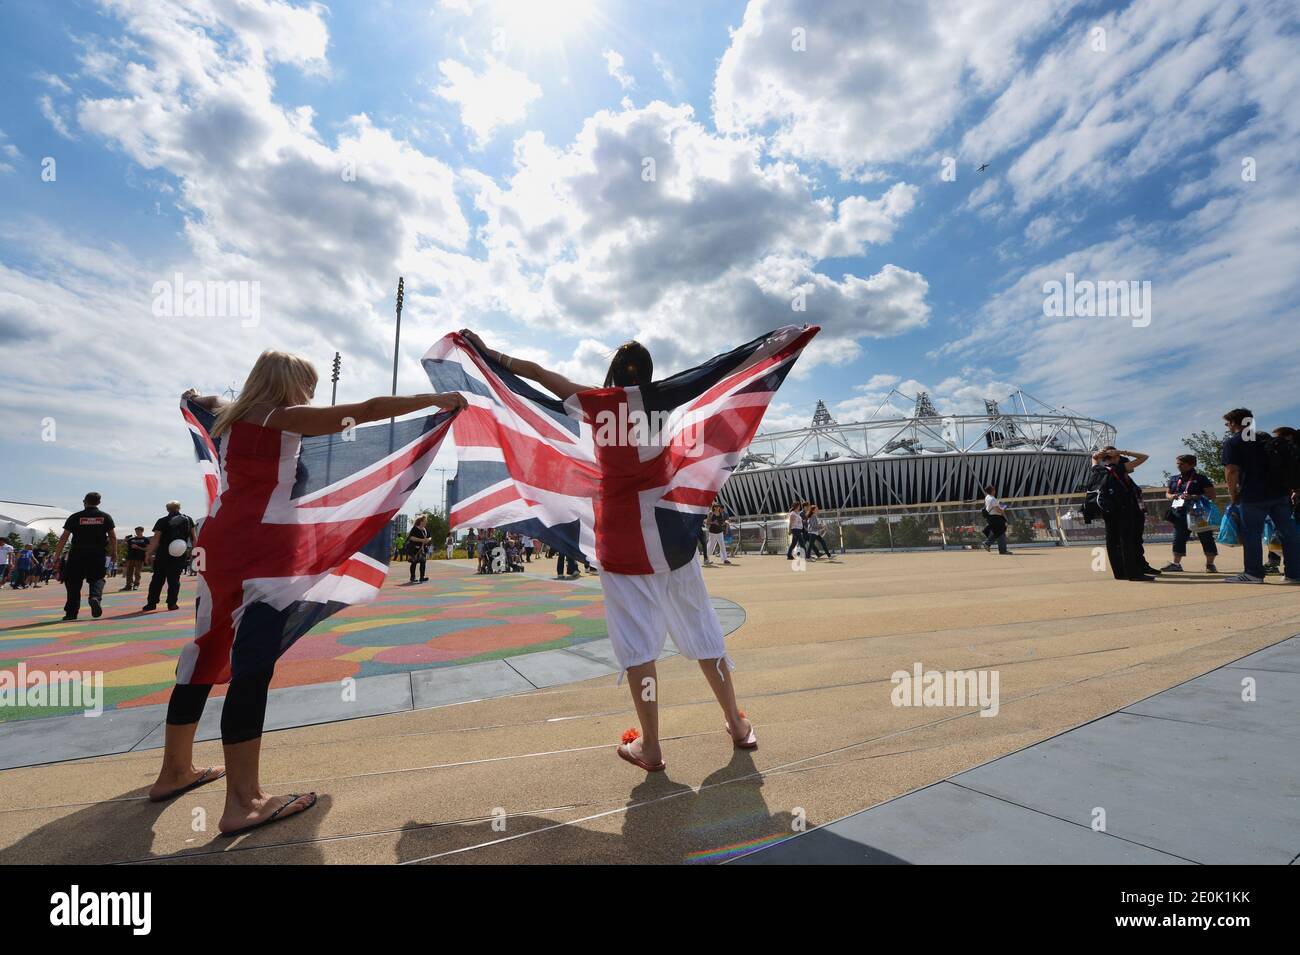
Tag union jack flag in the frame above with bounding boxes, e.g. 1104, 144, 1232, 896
176, 398, 455, 685
422, 325, 818, 575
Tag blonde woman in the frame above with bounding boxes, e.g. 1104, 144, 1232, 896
149, 350, 465, 837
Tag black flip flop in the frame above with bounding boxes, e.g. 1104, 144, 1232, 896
219, 793, 318, 838
149, 766, 226, 803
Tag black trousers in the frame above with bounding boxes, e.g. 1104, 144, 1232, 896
1170, 512, 1217, 558
165, 663, 276, 745
147, 555, 185, 607
409, 555, 426, 580
63, 551, 106, 617
1103, 510, 1149, 579
556, 552, 576, 576
805, 532, 831, 558
787, 528, 806, 558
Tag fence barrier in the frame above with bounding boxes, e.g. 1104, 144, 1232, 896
723, 489, 1181, 554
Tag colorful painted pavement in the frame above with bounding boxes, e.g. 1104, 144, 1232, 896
0, 562, 607, 721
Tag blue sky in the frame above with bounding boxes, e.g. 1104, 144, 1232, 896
1, 0, 1298, 527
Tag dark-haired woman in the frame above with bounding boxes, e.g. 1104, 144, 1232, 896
407, 515, 431, 582
458, 329, 756, 772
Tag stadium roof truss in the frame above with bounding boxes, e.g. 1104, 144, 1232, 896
720, 389, 1116, 516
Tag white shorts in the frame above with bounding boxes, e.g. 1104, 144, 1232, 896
599, 559, 726, 670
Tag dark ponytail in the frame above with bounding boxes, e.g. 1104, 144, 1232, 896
604, 341, 653, 388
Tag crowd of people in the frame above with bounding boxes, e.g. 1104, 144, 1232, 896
19, 492, 201, 619
1080, 409, 1300, 583
0, 539, 58, 588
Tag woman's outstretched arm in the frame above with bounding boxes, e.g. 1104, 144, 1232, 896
459, 329, 593, 400
181, 389, 227, 411
271, 393, 467, 436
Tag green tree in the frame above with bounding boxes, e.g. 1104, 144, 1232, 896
1176, 431, 1225, 484
43, 531, 58, 551
6, 532, 21, 549
868, 519, 892, 548
893, 516, 930, 547
414, 510, 451, 557
1009, 517, 1034, 544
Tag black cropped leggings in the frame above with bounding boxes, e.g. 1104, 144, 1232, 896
165, 664, 276, 746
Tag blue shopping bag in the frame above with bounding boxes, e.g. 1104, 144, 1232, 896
1217, 507, 1241, 547
1186, 498, 1214, 534
1202, 497, 1221, 527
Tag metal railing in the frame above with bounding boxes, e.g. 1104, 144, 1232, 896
722, 489, 1179, 554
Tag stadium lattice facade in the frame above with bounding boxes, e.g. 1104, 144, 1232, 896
718, 390, 1115, 518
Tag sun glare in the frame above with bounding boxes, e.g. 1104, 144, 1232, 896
487, 0, 598, 49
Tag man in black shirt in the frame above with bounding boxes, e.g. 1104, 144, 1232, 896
1221, 408, 1300, 583
121, 526, 149, 591
54, 491, 116, 620
143, 501, 195, 611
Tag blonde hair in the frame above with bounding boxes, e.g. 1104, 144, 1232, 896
213, 350, 318, 437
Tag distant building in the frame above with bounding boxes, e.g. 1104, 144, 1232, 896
392, 513, 409, 536
0, 500, 71, 544
446, 474, 460, 516
719, 390, 1115, 516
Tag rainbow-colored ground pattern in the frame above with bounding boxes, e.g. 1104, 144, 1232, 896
0, 562, 607, 721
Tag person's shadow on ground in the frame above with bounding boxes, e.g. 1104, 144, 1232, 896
0, 784, 331, 865
394, 749, 804, 864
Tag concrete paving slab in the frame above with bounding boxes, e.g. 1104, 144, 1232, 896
410, 659, 536, 708
6, 551, 1300, 864
505, 648, 619, 688
134, 673, 416, 749
737, 634, 1300, 865
0, 706, 164, 770
951, 711, 1298, 864
732, 781, 1190, 864
1122, 667, 1300, 740
1225, 639, 1300, 673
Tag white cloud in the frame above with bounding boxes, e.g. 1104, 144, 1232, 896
714, 0, 1073, 175
436, 57, 542, 147
39, 95, 75, 139
0, 0, 473, 517
603, 48, 635, 90
423, 101, 928, 366
652, 52, 680, 91
961, 0, 1270, 211
0, 128, 20, 170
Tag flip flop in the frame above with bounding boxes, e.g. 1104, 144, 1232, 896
725, 710, 758, 750
616, 729, 665, 772
148, 766, 226, 803
220, 792, 318, 838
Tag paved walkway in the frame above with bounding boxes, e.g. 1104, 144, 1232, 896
0, 548, 1296, 864
736, 636, 1300, 864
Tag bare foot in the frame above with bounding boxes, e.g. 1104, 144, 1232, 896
727, 715, 753, 744
219, 792, 316, 835
148, 764, 224, 802
626, 736, 663, 766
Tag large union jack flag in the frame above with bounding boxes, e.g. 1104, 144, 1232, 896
176, 398, 455, 685
422, 325, 818, 575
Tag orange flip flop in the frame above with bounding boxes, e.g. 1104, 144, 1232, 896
616, 728, 665, 772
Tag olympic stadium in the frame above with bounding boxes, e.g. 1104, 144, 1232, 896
717, 390, 1116, 518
